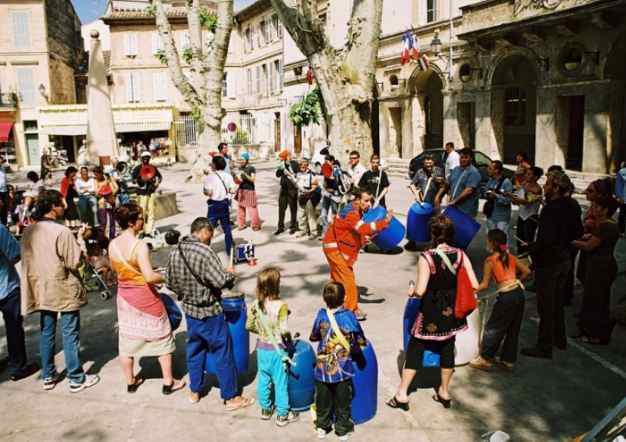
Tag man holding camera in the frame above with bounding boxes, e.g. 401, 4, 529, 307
483, 160, 513, 234
166, 217, 254, 409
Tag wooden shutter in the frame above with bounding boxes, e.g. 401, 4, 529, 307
16, 68, 35, 106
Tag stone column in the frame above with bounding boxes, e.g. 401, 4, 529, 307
535, 87, 559, 170
411, 95, 425, 157
442, 92, 461, 148
475, 90, 498, 158
582, 86, 609, 173
401, 98, 413, 159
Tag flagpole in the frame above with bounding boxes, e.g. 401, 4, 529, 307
448, 0, 454, 80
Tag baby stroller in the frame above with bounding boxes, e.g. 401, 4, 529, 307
78, 228, 115, 300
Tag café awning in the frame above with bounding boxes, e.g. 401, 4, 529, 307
0, 122, 13, 142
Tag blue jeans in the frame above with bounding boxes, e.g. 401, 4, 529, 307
207, 199, 233, 255
486, 219, 511, 246
77, 195, 99, 227
39, 310, 85, 384
186, 314, 237, 400
320, 196, 338, 235
257, 347, 289, 416
0, 288, 28, 377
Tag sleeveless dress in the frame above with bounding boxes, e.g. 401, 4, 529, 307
411, 247, 468, 340
110, 239, 175, 357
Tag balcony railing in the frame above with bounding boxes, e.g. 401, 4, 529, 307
0, 93, 17, 109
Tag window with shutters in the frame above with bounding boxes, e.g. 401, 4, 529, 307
261, 64, 268, 96
153, 71, 167, 102
11, 11, 31, 50
272, 15, 280, 41
152, 32, 163, 55
256, 65, 261, 95
125, 33, 139, 57
259, 20, 266, 46
16, 68, 35, 107
274, 60, 282, 91
426, 0, 437, 23
222, 73, 228, 97
244, 28, 251, 52
268, 64, 274, 94
127, 72, 141, 103
180, 31, 190, 50
247, 69, 253, 94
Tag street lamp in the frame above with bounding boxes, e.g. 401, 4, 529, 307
430, 29, 443, 56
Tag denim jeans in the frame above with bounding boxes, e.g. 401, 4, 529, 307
0, 288, 28, 376
486, 219, 511, 246
186, 314, 238, 400
257, 348, 289, 416
320, 196, 338, 235
207, 199, 233, 255
39, 310, 85, 384
77, 195, 98, 227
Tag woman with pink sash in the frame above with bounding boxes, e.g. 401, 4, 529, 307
109, 203, 185, 394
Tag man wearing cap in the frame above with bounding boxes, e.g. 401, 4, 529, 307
132, 151, 162, 237
275, 150, 299, 235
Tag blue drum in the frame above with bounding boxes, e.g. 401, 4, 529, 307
402, 297, 440, 368
287, 340, 316, 412
205, 296, 249, 375
442, 206, 480, 249
406, 202, 433, 243
362, 206, 406, 251
351, 340, 378, 425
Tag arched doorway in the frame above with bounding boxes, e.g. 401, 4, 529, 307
491, 55, 537, 164
410, 69, 444, 150
605, 32, 626, 170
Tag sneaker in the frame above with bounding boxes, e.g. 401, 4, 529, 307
275, 411, 299, 427
469, 356, 493, 372
261, 408, 273, 420
69, 374, 100, 393
338, 434, 350, 441
10, 362, 39, 382
43, 372, 62, 391
316, 428, 329, 439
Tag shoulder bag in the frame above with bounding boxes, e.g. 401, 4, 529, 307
483, 177, 505, 218
176, 242, 222, 302
434, 248, 476, 319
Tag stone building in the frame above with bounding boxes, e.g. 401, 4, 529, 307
0, 0, 84, 168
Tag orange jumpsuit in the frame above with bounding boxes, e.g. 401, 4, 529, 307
322, 203, 389, 311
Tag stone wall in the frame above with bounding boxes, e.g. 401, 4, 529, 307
48, 57, 77, 104
45, 0, 83, 68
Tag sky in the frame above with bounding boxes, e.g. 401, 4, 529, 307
71, 0, 257, 24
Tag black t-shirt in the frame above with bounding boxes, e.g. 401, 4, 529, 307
359, 169, 390, 206
238, 165, 256, 191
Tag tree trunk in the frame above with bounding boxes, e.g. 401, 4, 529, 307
269, 0, 383, 163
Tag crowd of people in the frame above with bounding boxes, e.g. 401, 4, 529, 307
0, 142, 625, 440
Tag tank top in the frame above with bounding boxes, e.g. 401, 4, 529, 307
487, 253, 517, 283
516, 187, 541, 220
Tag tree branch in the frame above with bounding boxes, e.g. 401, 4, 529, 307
185, 0, 206, 94
153, 0, 203, 107
268, 0, 326, 57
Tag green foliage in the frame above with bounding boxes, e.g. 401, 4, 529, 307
191, 106, 205, 132
182, 47, 193, 64
145, 4, 156, 16
234, 129, 250, 144
154, 49, 168, 65
199, 8, 218, 32
289, 88, 322, 128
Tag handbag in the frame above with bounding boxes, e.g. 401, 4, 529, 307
434, 249, 477, 319
160, 292, 182, 331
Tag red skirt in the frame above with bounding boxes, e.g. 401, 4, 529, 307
236, 189, 257, 208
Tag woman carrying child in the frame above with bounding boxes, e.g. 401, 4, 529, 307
310, 281, 366, 441
246, 267, 299, 426
469, 229, 530, 371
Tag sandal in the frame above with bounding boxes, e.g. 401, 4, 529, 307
127, 377, 144, 394
224, 395, 255, 411
432, 389, 452, 409
162, 379, 186, 395
386, 396, 409, 411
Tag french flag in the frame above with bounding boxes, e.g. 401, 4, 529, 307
401, 30, 420, 65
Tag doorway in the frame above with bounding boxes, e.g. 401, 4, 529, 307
388, 107, 403, 158
565, 96, 584, 171
26, 134, 40, 166
274, 112, 281, 152
294, 126, 302, 155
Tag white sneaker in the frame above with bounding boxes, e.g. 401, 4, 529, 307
316, 428, 328, 439
69, 374, 100, 393
42, 372, 62, 391
338, 434, 350, 441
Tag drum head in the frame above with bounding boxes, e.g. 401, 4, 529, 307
140, 165, 157, 181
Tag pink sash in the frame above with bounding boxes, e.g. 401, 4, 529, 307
117, 284, 171, 341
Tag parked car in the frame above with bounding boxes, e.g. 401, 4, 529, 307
408, 149, 514, 185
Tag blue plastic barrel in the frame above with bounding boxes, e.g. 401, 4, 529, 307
205, 296, 249, 375
442, 206, 480, 249
402, 298, 440, 368
351, 340, 378, 425
287, 340, 316, 412
362, 206, 406, 250
406, 202, 433, 243
160, 293, 182, 332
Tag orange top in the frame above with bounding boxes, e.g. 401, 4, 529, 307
110, 240, 147, 286
487, 253, 517, 284
322, 203, 389, 267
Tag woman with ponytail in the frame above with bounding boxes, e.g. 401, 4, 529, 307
469, 229, 530, 371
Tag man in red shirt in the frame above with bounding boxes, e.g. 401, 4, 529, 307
322, 191, 391, 320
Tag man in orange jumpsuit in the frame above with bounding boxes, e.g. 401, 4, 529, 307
322, 191, 391, 321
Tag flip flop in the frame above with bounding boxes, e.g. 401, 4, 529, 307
127, 376, 144, 394
224, 396, 255, 411
162, 379, 186, 395
386, 396, 409, 411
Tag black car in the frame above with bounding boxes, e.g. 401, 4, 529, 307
408, 149, 514, 185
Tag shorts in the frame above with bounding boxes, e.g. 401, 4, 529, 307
405, 336, 455, 369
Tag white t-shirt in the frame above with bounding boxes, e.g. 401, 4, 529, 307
445, 150, 460, 178
203, 171, 235, 201
348, 163, 367, 186
75, 176, 95, 195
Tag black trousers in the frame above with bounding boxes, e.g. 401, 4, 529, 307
536, 260, 571, 353
619, 204, 626, 234
278, 190, 298, 230
0, 191, 9, 225
481, 288, 525, 363
0, 288, 28, 376
315, 380, 354, 436
516, 215, 538, 255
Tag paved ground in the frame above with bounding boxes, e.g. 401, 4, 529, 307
1, 162, 625, 442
